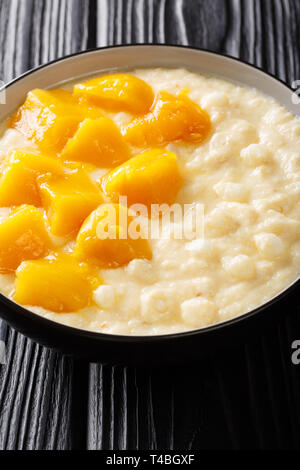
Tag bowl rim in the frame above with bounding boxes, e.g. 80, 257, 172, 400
0, 43, 299, 344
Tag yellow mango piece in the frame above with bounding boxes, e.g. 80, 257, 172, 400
60, 118, 130, 167
38, 169, 104, 237
0, 150, 64, 207
14, 255, 101, 313
73, 73, 154, 114
10, 89, 102, 154
101, 149, 183, 210
0, 205, 52, 273
74, 204, 152, 269
123, 91, 212, 147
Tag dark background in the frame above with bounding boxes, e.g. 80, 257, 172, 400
0, 0, 300, 450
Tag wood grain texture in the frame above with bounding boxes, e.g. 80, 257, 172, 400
0, 0, 299, 450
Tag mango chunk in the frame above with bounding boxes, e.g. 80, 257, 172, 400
73, 73, 154, 114
10, 89, 102, 154
38, 169, 104, 237
123, 91, 212, 147
0, 150, 64, 207
60, 118, 130, 167
0, 205, 52, 273
101, 149, 183, 210
14, 255, 101, 313
74, 204, 152, 269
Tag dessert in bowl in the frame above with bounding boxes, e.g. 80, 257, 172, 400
0, 62, 299, 337
0, 46, 298, 362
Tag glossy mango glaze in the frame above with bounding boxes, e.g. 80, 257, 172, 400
123, 91, 212, 147
101, 149, 183, 210
0, 150, 64, 207
38, 168, 104, 237
0, 71, 214, 315
10, 89, 102, 154
60, 117, 131, 167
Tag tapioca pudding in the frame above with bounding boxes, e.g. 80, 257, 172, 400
0, 68, 298, 336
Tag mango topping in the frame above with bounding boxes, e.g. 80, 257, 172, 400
38, 169, 104, 237
60, 117, 130, 167
1, 74, 212, 315
14, 254, 101, 313
123, 91, 211, 147
10, 89, 102, 154
0, 150, 64, 207
101, 149, 183, 210
74, 203, 152, 269
73, 74, 154, 114
0, 205, 52, 273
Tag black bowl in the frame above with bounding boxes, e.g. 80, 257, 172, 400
0, 45, 299, 364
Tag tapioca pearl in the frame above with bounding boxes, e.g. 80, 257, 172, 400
222, 255, 256, 280
232, 120, 259, 146
218, 303, 244, 322
259, 125, 285, 149
218, 202, 257, 226
279, 122, 300, 139
216, 282, 250, 307
240, 144, 273, 167
94, 285, 116, 309
263, 108, 292, 126
191, 277, 215, 297
201, 91, 229, 110
286, 182, 300, 199
210, 111, 226, 125
181, 297, 218, 328
0, 208, 10, 222
271, 267, 295, 286
280, 152, 300, 178
256, 229, 285, 260
256, 260, 276, 280
208, 132, 236, 164
248, 97, 265, 109
182, 258, 208, 274
252, 193, 294, 215
160, 259, 179, 271
206, 209, 239, 238
291, 241, 300, 266
126, 259, 156, 283
185, 239, 218, 260
213, 182, 249, 202
141, 288, 174, 323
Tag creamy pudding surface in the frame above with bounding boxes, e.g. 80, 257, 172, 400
0, 68, 299, 335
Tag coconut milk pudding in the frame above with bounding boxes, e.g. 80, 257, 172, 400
0, 68, 299, 336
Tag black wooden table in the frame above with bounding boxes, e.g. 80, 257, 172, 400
0, 0, 300, 450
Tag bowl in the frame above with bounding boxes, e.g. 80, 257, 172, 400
0, 45, 299, 365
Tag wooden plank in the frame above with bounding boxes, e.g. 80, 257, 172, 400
0, 0, 92, 450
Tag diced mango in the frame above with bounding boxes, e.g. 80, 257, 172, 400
60, 118, 130, 167
14, 255, 101, 313
38, 169, 104, 237
101, 149, 183, 210
10, 89, 102, 154
73, 73, 154, 114
74, 204, 152, 269
0, 205, 52, 273
0, 150, 64, 207
123, 91, 212, 147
